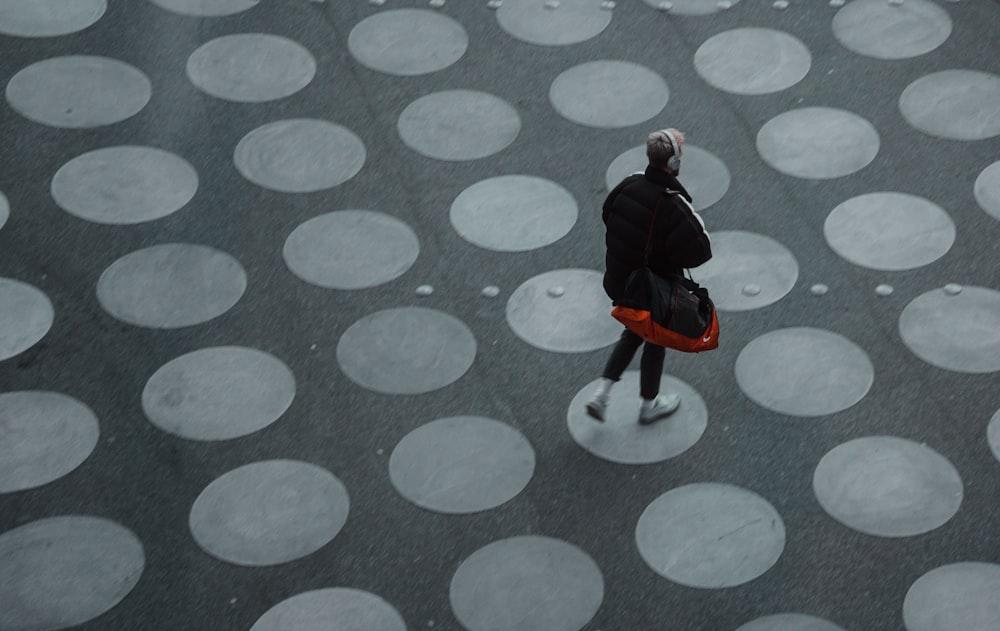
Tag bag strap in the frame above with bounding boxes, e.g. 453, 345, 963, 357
644, 190, 700, 284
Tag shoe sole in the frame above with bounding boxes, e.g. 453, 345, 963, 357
585, 403, 605, 422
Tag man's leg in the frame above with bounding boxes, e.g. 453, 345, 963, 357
603, 329, 644, 382
586, 329, 643, 421
638, 341, 666, 399
638, 341, 680, 425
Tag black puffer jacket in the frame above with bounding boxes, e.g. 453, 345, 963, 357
602, 166, 712, 301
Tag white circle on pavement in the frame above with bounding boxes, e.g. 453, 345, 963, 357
234, 119, 366, 193
692, 231, 798, 311
496, 0, 611, 46
904, 563, 1000, 631
550, 60, 668, 129
988, 408, 1000, 464
605, 144, 730, 212
337, 307, 476, 395
0, 516, 144, 631
187, 33, 316, 103
189, 460, 349, 567
398, 90, 520, 161
635, 483, 785, 588
6, 56, 150, 129
736, 327, 874, 417
0, 191, 7, 230
0, 0, 105, 37
506, 269, 621, 353
250, 588, 407, 631
641, 0, 741, 14
824, 192, 955, 271
389, 416, 535, 514
149, 0, 259, 17
0, 392, 99, 494
450, 175, 578, 251
813, 436, 963, 537
450, 536, 604, 631
899, 286, 1000, 373
0, 278, 54, 362
284, 210, 419, 289
694, 28, 811, 95
348, 9, 467, 76
736, 614, 847, 631
974, 161, 1000, 221
833, 0, 951, 60
900, 70, 1000, 140
51, 146, 198, 225
757, 107, 879, 179
96, 243, 246, 329
568, 372, 708, 464
142, 346, 295, 441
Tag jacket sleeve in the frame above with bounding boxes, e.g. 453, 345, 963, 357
660, 192, 712, 268
602, 174, 642, 224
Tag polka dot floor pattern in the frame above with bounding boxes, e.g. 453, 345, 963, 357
0, 1, 998, 629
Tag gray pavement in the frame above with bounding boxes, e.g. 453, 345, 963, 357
1, 1, 999, 630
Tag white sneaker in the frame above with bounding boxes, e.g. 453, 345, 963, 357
585, 394, 608, 422
638, 393, 681, 425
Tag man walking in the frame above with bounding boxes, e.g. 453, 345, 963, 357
586, 128, 712, 424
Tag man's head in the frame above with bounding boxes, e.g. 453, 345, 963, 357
647, 128, 684, 174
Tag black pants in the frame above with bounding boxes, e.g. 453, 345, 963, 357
601, 328, 665, 399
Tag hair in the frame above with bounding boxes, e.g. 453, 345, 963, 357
646, 129, 683, 168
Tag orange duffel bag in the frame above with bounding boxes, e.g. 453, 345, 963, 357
611, 269, 719, 353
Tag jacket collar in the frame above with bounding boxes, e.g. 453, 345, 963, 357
644, 165, 692, 202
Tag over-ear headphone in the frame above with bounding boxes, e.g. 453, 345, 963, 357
661, 129, 681, 171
